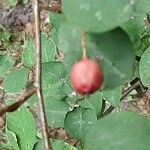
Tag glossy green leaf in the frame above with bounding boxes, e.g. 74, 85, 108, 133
80, 92, 103, 116
62, 0, 133, 33
84, 112, 150, 150
64, 107, 97, 140
139, 47, 150, 86
103, 86, 122, 107
3, 68, 28, 93
6, 107, 37, 150
45, 97, 69, 128
0, 54, 14, 77
6, 130, 20, 150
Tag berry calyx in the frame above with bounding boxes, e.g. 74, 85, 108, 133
70, 58, 103, 95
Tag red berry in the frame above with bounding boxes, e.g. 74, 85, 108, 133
70, 58, 103, 95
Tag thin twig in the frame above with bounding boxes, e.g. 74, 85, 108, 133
0, 88, 36, 117
81, 32, 87, 59
101, 80, 141, 117
33, 0, 51, 149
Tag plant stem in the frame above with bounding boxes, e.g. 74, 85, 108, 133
33, 0, 51, 149
0, 88, 36, 116
101, 80, 141, 118
81, 31, 87, 59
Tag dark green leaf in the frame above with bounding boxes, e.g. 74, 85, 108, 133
134, 0, 150, 13
64, 107, 97, 140
122, 14, 150, 56
84, 112, 150, 150
57, 23, 82, 70
139, 47, 150, 86
42, 62, 67, 100
45, 97, 69, 128
58, 25, 135, 90
62, 0, 133, 33
6, 107, 37, 150
103, 86, 122, 107
87, 28, 135, 89
80, 92, 103, 116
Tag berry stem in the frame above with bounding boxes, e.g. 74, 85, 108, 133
81, 31, 87, 59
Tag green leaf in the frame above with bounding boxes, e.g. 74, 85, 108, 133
62, 0, 133, 33
22, 39, 35, 67
103, 86, 122, 107
3, 68, 28, 93
80, 92, 103, 116
29, 62, 70, 128
64, 107, 97, 140
42, 62, 67, 100
134, 0, 150, 13
6, 130, 20, 150
51, 139, 78, 150
58, 25, 135, 90
87, 28, 135, 89
49, 13, 65, 44
7, 0, 17, 6
6, 107, 37, 150
139, 47, 150, 86
0, 144, 11, 150
0, 54, 14, 77
41, 33, 56, 62
122, 14, 150, 56
23, 34, 56, 67
0, 31, 10, 42
57, 23, 82, 68
34, 139, 78, 150
45, 97, 69, 128
84, 112, 150, 150
63, 90, 82, 108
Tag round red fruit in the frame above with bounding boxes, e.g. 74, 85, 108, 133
70, 58, 103, 95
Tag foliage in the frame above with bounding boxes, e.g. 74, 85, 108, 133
1, 0, 150, 150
